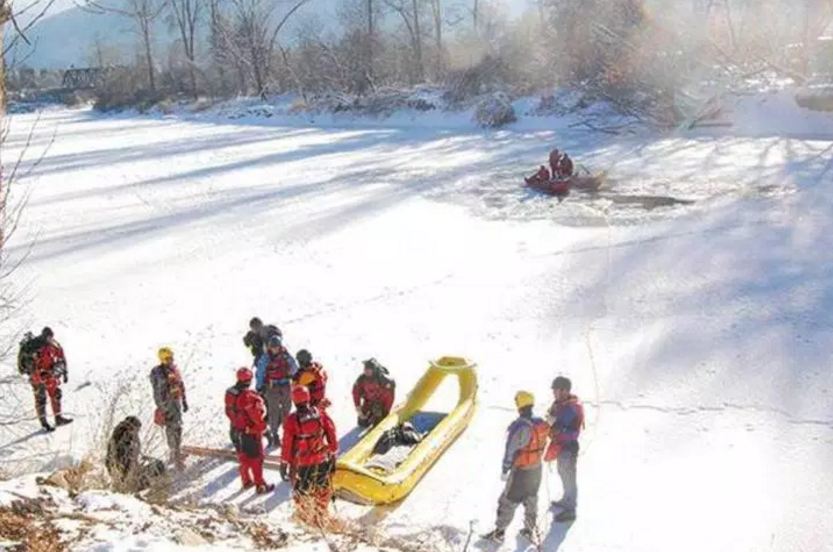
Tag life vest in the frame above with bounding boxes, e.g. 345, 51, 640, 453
514, 418, 550, 469
296, 363, 327, 403
224, 386, 248, 431
239, 390, 267, 435
31, 343, 65, 386
265, 352, 292, 385
288, 408, 329, 466
165, 366, 184, 399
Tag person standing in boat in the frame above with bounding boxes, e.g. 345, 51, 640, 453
559, 153, 575, 178
548, 149, 562, 178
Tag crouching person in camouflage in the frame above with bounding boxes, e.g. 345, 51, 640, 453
106, 416, 166, 492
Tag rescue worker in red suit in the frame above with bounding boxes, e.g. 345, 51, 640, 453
227, 367, 275, 494
559, 153, 575, 178
524, 165, 551, 187
30, 327, 72, 432
482, 391, 550, 544
293, 349, 328, 408
545, 376, 584, 522
225, 367, 250, 452
352, 358, 395, 428
549, 149, 562, 178
280, 386, 338, 527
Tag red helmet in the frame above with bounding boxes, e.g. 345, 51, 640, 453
236, 367, 253, 383
291, 385, 310, 405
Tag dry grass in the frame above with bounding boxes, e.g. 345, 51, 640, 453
0, 497, 65, 552
246, 522, 289, 549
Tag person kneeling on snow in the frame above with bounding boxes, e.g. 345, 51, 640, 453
106, 416, 165, 493
230, 367, 275, 494
352, 358, 395, 428
545, 376, 584, 522
482, 391, 550, 544
280, 386, 338, 528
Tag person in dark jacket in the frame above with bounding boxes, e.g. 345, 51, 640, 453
243, 317, 283, 362
150, 347, 188, 469
545, 376, 584, 522
482, 391, 550, 544
106, 416, 165, 492
352, 358, 395, 428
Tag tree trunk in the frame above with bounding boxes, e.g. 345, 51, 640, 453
366, 0, 374, 82
412, 0, 423, 81
472, 0, 478, 30
0, 23, 5, 117
141, 18, 156, 91
432, 0, 442, 74
0, 4, 8, 252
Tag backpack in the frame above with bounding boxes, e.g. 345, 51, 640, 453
264, 324, 282, 341
17, 332, 45, 376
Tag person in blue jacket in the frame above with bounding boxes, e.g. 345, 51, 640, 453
255, 335, 298, 447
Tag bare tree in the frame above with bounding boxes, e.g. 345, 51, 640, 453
385, 0, 424, 82
168, 0, 202, 98
86, 0, 166, 91
227, 0, 311, 96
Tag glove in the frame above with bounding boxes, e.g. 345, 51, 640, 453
279, 463, 289, 482
500, 471, 509, 482
182, 400, 189, 413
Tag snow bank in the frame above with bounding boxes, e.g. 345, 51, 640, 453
2, 93, 832, 552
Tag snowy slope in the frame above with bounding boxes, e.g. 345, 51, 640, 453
1, 97, 832, 551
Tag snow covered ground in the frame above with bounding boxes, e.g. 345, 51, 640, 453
1, 92, 833, 551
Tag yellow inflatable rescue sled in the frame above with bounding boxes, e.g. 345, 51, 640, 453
333, 356, 477, 505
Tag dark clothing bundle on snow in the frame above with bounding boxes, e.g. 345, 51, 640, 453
372, 423, 423, 456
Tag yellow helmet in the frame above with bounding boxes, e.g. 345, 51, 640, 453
158, 347, 174, 363
514, 390, 535, 410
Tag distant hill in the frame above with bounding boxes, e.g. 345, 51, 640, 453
5, 1, 174, 70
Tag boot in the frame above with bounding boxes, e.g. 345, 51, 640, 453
40, 418, 55, 433
255, 483, 275, 495
481, 529, 505, 543
55, 415, 73, 426
554, 509, 576, 523
519, 527, 537, 541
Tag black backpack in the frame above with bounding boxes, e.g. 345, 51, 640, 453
17, 332, 45, 376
